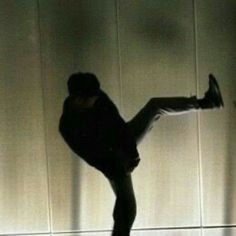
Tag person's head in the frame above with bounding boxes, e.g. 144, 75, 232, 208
67, 72, 100, 97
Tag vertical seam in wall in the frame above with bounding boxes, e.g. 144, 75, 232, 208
193, 0, 204, 235
115, 0, 124, 113
36, 0, 53, 233
72, 1, 77, 74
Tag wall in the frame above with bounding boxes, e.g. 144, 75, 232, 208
0, 0, 235, 236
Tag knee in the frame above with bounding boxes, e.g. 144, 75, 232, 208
148, 98, 158, 106
147, 98, 161, 115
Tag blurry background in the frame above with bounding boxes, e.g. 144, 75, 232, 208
0, 0, 235, 236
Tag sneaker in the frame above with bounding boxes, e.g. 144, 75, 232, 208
200, 74, 224, 109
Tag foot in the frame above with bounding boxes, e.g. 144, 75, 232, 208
199, 74, 224, 109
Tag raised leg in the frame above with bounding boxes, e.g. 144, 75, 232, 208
127, 74, 224, 145
127, 96, 199, 144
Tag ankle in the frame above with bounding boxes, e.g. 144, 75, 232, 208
198, 98, 205, 109
189, 96, 200, 109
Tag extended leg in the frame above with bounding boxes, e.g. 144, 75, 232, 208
127, 96, 199, 144
109, 174, 136, 236
127, 74, 224, 144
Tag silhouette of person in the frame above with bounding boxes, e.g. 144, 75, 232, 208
59, 72, 223, 236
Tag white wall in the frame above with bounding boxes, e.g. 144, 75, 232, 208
0, 0, 235, 236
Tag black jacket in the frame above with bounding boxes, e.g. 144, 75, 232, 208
59, 91, 140, 179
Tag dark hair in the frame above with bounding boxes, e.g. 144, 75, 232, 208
67, 72, 100, 97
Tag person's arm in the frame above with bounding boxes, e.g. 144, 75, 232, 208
94, 92, 140, 173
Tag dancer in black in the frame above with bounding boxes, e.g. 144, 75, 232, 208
59, 72, 223, 236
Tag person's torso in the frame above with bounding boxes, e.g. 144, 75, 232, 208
59, 92, 139, 166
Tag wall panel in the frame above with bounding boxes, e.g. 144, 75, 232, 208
72, 0, 120, 231
196, 0, 236, 226
119, 0, 200, 228
0, 0, 49, 234
74, 0, 121, 104
40, 0, 119, 232
38, 0, 82, 233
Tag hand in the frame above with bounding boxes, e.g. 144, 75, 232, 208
126, 157, 140, 173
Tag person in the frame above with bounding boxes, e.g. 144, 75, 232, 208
59, 72, 224, 236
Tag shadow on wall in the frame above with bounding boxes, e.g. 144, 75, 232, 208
73, 0, 188, 61
122, 0, 188, 56
129, 12, 182, 47
72, 1, 115, 57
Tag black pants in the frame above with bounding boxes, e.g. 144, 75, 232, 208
109, 96, 199, 236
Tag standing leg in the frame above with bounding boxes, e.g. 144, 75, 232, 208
109, 174, 136, 236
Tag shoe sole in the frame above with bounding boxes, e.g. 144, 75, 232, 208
209, 74, 224, 107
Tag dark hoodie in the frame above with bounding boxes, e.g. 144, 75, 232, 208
59, 91, 140, 179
